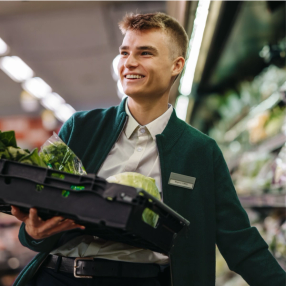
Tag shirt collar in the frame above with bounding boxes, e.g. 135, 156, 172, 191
125, 101, 139, 139
124, 98, 173, 140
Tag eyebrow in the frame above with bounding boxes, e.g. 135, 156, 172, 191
119, 45, 159, 54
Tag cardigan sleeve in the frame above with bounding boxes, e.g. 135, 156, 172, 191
18, 115, 75, 253
213, 142, 285, 286
18, 223, 63, 253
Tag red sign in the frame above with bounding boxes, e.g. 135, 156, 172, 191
0, 116, 57, 150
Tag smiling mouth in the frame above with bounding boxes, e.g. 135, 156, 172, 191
124, 75, 145, 80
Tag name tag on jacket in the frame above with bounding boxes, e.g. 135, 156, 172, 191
168, 172, 196, 189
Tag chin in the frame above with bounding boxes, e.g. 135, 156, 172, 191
124, 89, 145, 98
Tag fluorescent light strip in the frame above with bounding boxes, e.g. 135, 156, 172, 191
0, 38, 9, 55
41, 92, 66, 112
0, 56, 34, 82
54, 103, 76, 122
179, 0, 211, 96
22, 77, 76, 122
0, 37, 76, 123
23, 78, 77, 122
22, 77, 52, 99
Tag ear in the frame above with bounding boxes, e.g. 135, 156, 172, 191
171, 56, 185, 77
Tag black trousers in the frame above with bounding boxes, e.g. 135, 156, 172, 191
27, 267, 161, 286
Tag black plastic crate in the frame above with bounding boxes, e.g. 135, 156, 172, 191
0, 159, 190, 254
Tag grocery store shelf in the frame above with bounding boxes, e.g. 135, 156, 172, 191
224, 91, 284, 142
227, 132, 286, 171
251, 132, 286, 153
239, 194, 286, 208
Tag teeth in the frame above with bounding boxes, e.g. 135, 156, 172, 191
126, 74, 143, 79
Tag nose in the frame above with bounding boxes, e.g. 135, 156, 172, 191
124, 54, 139, 69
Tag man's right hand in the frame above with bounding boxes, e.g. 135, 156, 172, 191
11, 206, 85, 240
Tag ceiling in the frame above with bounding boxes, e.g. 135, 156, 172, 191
0, 1, 166, 117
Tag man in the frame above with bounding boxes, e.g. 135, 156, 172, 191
12, 12, 285, 286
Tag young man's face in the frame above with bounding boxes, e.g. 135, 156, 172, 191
118, 29, 179, 100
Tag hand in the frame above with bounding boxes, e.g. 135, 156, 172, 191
11, 206, 85, 240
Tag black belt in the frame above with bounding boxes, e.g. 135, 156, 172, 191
44, 255, 161, 279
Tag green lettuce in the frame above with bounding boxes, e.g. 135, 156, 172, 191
0, 130, 46, 167
106, 172, 161, 227
39, 141, 86, 174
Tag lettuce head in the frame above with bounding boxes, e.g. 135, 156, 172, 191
106, 172, 160, 227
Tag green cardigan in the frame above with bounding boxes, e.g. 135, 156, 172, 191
14, 98, 285, 286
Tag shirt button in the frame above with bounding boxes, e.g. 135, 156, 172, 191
140, 128, 146, 134
137, 147, 143, 152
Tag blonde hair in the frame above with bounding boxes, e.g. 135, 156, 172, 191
118, 12, 189, 60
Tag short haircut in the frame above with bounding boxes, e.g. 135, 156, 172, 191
118, 12, 189, 60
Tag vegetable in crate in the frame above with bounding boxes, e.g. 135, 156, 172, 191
39, 132, 86, 175
106, 172, 161, 227
0, 130, 46, 167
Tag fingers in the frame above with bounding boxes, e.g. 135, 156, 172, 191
11, 206, 29, 222
42, 219, 85, 237
29, 208, 41, 225
49, 217, 85, 232
40, 216, 70, 231
32, 215, 85, 239
18, 207, 85, 240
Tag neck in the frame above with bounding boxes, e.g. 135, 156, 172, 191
127, 96, 169, 126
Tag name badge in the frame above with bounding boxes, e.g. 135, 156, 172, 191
168, 172, 196, 189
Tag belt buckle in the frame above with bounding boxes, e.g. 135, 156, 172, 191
74, 257, 94, 278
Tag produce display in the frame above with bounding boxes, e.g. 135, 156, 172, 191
273, 143, 286, 189
106, 172, 161, 227
207, 65, 286, 150
230, 117, 286, 196
231, 151, 276, 195
199, 64, 286, 284
247, 105, 285, 144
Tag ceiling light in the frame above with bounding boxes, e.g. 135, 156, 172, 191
41, 92, 65, 112
22, 77, 52, 99
0, 56, 34, 82
0, 38, 9, 55
54, 103, 76, 122
179, 0, 211, 96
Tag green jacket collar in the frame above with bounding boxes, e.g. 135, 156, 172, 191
118, 97, 187, 152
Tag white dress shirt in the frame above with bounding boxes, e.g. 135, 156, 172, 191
98, 100, 173, 194
50, 99, 172, 264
